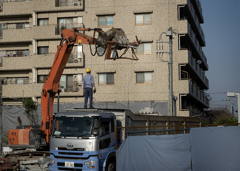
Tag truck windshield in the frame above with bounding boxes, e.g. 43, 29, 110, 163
52, 117, 94, 137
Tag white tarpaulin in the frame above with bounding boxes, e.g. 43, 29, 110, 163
191, 126, 240, 171
116, 134, 191, 171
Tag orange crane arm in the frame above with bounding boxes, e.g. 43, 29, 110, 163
41, 27, 140, 143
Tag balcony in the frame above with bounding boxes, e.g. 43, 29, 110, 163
38, 82, 84, 97
179, 20, 208, 70
1, 78, 40, 98
33, 25, 61, 40
189, 79, 209, 107
0, 0, 33, 16
0, 51, 84, 70
55, 23, 84, 35
31, 52, 84, 68
0, 55, 32, 70
191, 0, 204, 23
0, 26, 32, 43
33, 0, 84, 12
179, 80, 209, 113
183, 50, 209, 89
179, 0, 205, 46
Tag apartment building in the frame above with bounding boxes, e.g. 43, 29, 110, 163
0, 0, 209, 117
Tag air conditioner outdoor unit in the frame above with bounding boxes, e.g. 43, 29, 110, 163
74, 2, 81, 6
73, 56, 79, 63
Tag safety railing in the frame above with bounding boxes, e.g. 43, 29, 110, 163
58, 81, 82, 92
2, 77, 29, 85
0, 22, 31, 29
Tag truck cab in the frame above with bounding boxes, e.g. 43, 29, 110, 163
49, 109, 117, 171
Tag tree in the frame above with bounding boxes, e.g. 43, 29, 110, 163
214, 116, 238, 125
22, 98, 38, 125
206, 107, 238, 125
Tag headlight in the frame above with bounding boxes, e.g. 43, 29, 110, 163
84, 161, 95, 165
49, 158, 56, 163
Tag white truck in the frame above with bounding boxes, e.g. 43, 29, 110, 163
48, 108, 131, 171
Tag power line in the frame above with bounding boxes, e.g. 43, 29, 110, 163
207, 92, 227, 94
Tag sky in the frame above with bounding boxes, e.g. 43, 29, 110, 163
201, 0, 240, 114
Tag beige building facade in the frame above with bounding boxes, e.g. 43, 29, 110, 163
0, 0, 209, 117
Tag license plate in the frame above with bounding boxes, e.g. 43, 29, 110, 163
65, 161, 74, 167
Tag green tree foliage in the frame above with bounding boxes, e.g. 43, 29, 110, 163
22, 98, 38, 125
1, 132, 8, 146
214, 115, 238, 125
201, 121, 209, 126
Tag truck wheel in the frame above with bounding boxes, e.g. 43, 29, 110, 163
106, 158, 116, 171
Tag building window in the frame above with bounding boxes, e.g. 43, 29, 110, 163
59, 75, 73, 92
58, 18, 73, 29
135, 13, 151, 25
0, 23, 7, 30
57, 0, 80, 7
98, 73, 114, 85
38, 47, 49, 54
38, 19, 48, 26
98, 15, 114, 27
136, 72, 152, 83
136, 42, 151, 54
37, 75, 48, 83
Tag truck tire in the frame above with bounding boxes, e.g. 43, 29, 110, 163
106, 158, 116, 171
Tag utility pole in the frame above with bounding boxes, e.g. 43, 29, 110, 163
168, 27, 173, 116
0, 92, 2, 154
227, 92, 240, 123
156, 27, 175, 116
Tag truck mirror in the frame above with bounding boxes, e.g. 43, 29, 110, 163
92, 129, 99, 136
93, 120, 99, 129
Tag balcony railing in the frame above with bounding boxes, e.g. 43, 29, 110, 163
59, 81, 82, 92
55, 0, 82, 7
0, 0, 32, 2
187, 22, 208, 70
186, 0, 205, 45
3, 77, 29, 85
189, 79, 209, 107
187, 50, 209, 88
4, 50, 29, 57
192, 0, 204, 23
55, 23, 83, 35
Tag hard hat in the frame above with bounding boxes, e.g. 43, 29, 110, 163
86, 68, 91, 73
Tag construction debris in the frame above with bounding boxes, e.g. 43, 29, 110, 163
1, 149, 49, 171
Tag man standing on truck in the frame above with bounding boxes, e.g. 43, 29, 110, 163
83, 68, 96, 108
